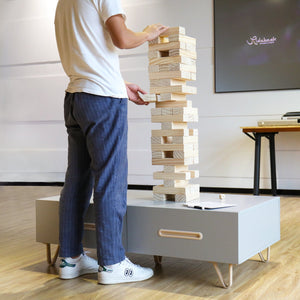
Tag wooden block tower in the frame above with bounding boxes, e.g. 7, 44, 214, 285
148, 27, 200, 203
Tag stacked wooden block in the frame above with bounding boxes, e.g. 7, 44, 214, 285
148, 27, 200, 203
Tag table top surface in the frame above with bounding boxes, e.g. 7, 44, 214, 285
38, 190, 280, 214
242, 125, 300, 133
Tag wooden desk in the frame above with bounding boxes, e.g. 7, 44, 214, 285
242, 126, 300, 195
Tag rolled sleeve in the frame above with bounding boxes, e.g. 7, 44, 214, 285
98, 0, 126, 23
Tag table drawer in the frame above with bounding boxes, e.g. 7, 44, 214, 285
126, 206, 239, 264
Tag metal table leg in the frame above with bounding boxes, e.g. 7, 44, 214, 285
254, 133, 262, 195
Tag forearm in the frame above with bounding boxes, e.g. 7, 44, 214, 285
118, 28, 150, 49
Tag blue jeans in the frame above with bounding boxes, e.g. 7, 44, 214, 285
59, 92, 128, 266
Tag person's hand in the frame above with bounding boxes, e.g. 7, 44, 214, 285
143, 24, 169, 41
125, 82, 149, 105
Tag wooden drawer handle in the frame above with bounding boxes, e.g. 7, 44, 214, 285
158, 229, 203, 240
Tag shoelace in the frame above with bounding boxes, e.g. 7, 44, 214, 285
123, 257, 143, 269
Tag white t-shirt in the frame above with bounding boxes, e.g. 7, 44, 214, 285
55, 0, 127, 98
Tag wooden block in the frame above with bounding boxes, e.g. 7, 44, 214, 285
152, 113, 198, 123
193, 155, 199, 164
160, 26, 186, 37
172, 107, 198, 116
150, 85, 197, 95
164, 180, 188, 188
148, 50, 161, 59
159, 93, 187, 101
189, 128, 199, 136
153, 193, 167, 201
153, 184, 199, 195
173, 150, 198, 160
149, 55, 196, 66
164, 165, 189, 173
150, 63, 196, 73
169, 49, 197, 60
155, 101, 192, 108
153, 171, 191, 180
190, 170, 200, 178
149, 70, 196, 81
152, 151, 164, 159
150, 79, 186, 88
168, 34, 196, 45
151, 108, 162, 116
175, 193, 200, 203
161, 108, 173, 115
151, 143, 193, 152
148, 41, 186, 52
149, 36, 170, 45
151, 129, 190, 137
139, 93, 157, 103
152, 157, 194, 165
151, 136, 163, 144
172, 136, 198, 144
161, 122, 188, 130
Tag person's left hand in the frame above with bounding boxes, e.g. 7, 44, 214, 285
125, 82, 149, 105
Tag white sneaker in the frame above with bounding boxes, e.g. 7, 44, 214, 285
59, 252, 98, 279
98, 257, 154, 284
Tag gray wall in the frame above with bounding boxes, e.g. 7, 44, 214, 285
1, 0, 300, 190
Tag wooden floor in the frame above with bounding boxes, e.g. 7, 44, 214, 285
0, 186, 299, 300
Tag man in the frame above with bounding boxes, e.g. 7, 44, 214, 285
54, 0, 168, 285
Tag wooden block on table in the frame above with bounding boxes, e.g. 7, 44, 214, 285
152, 157, 194, 165
153, 183, 199, 195
148, 50, 161, 59
175, 193, 200, 203
149, 70, 196, 81
150, 85, 197, 95
152, 112, 198, 123
148, 41, 186, 52
160, 26, 186, 37
151, 136, 163, 144
155, 100, 192, 108
164, 165, 188, 173
149, 63, 196, 73
164, 179, 188, 188
150, 79, 186, 88
172, 135, 198, 144
149, 36, 170, 45
173, 150, 196, 159
153, 193, 167, 201
159, 93, 187, 101
161, 122, 188, 130
151, 108, 162, 116
193, 155, 199, 164
169, 49, 197, 60
151, 128, 190, 137
168, 34, 196, 45
154, 171, 191, 180
189, 128, 199, 136
190, 170, 200, 178
172, 107, 198, 116
149, 55, 196, 66
152, 151, 164, 159
148, 41, 196, 53
161, 107, 173, 115
151, 143, 193, 152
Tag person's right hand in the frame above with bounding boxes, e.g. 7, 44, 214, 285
143, 24, 169, 41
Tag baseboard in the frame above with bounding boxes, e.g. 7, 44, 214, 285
1, 181, 300, 195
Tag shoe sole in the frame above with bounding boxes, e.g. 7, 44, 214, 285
98, 272, 153, 285
59, 268, 98, 279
